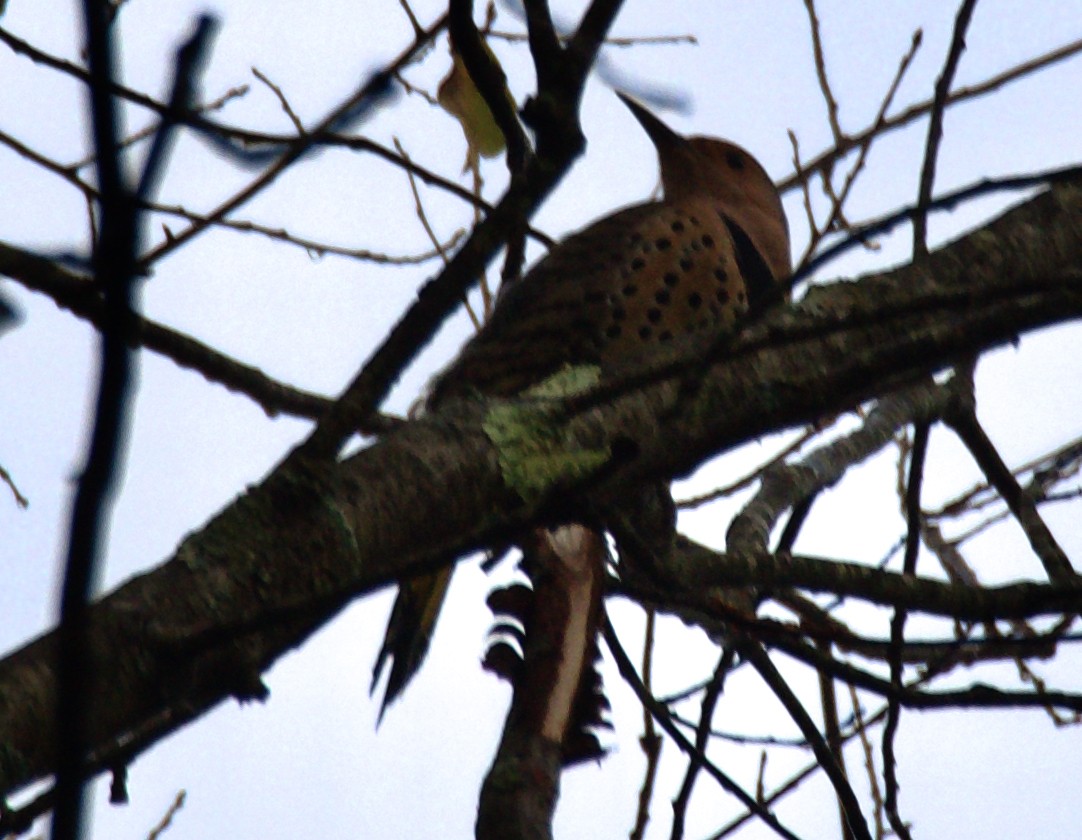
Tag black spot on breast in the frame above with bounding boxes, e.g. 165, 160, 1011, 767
688, 292, 702, 309
671, 220, 685, 232
631, 257, 646, 271
656, 237, 672, 251
647, 308, 662, 324
605, 324, 622, 339
679, 258, 693, 272
638, 325, 652, 340
716, 288, 730, 304
714, 267, 728, 283
663, 272, 679, 287
611, 305, 626, 321
701, 234, 715, 248
622, 283, 638, 297
658, 329, 673, 342
689, 216, 701, 226
655, 289, 671, 305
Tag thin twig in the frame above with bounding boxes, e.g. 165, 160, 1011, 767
678, 426, 820, 510
603, 620, 806, 840
738, 639, 872, 840
882, 420, 928, 840
251, 67, 305, 133
928, 436, 1082, 519
777, 33, 1082, 194
946, 397, 1077, 583
848, 685, 886, 840
69, 84, 249, 171
665, 712, 815, 748
670, 648, 735, 840
817, 638, 854, 840
394, 137, 481, 330
486, 29, 696, 47
397, 0, 425, 39
136, 13, 447, 268
0, 240, 344, 423
159, 202, 465, 263
802, 0, 843, 143
146, 790, 186, 840
0, 463, 29, 508
795, 29, 923, 269
912, 0, 979, 257
762, 630, 1082, 713
630, 609, 662, 840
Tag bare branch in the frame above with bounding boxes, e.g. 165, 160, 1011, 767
251, 67, 305, 134
738, 639, 871, 840
0, 463, 29, 509
629, 609, 662, 840
136, 14, 446, 268
603, 621, 804, 840
882, 419, 928, 840
912, 0, 979, 258
801, 0, 844, 144
0, 240, 339, 422
727, 381, 948, 555
777, 34, 1082, 194
669, 649, 735, 840
945, 393, 1077, 583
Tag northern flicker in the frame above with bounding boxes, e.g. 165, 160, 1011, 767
372, 95, 792, 725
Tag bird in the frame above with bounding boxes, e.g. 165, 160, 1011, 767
371, 94, 792, 740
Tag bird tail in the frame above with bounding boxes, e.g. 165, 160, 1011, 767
483, 525, 611, 764
370, 565, 454, 721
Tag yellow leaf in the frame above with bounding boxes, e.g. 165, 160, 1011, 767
437, 41, 512, 162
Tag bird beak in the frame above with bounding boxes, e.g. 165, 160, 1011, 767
617, 93, 686, 150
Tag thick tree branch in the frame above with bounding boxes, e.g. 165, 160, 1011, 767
726, 380, 947, 554
623, 542, 1082, 626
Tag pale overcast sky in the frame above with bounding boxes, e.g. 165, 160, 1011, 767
3, 1, 1082, 838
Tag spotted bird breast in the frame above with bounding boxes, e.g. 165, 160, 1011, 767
428, 196, 775, 406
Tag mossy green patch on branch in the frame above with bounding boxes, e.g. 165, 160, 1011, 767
482, 365, 610, 503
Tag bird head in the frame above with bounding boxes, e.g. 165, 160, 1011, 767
618, 93, 791, 282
